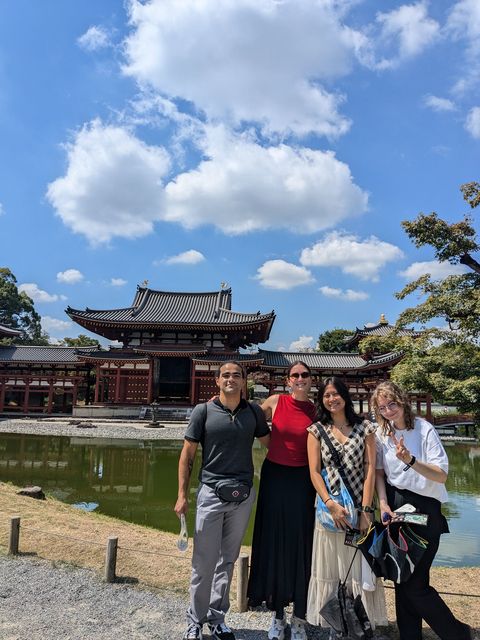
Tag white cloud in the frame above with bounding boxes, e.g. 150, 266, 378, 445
122, 0, 369, 138
446, 0, 480, 56
300, 231, 404, 282
423, 95, 456, 112
57, 269, 84, 284
110, 278, 127, 286
375, 2, 440, 69
0, 203, 4, 216
165, 126, 368, 234
289, 335, 315, 352
319, 286, 369, 301
445, 1, 480, 96
254, 260, 314, 290
164, 249, 205, 265
77, 26, 111, 52
465, 106, 480, 138
41, 316, 72, 334
399, 260, 467, 280
18, 283, 64, 303
47, 120, 170, 244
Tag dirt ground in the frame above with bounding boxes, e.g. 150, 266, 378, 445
0, 481, 478, 638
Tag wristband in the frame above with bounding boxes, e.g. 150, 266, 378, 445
324, 497, 332, 505
358, 505, 375, 513
403, 455, 416, 471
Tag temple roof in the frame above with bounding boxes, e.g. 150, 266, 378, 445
192, 353, 265, 365
258, 349, 402, 371
66, 287, 275, 339
0, 323, 21, 337
343, 319, 418, 347
0, 345, 98, 364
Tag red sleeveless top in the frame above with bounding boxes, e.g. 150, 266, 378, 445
266, 394, 317, 466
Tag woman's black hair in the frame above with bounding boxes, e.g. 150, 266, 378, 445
316, 376, 362, 426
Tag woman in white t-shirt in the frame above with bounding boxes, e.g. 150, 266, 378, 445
372, 381, 472, 640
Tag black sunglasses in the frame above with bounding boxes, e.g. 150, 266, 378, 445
289, 372, 311, 379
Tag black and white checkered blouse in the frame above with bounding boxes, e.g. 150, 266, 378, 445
307, 420, 376, 505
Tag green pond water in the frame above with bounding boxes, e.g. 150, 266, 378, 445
0, 433, 479, 567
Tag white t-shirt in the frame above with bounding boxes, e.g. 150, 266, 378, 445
375, 416, 449, 503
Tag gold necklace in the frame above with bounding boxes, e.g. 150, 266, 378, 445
333, 422, 350, 431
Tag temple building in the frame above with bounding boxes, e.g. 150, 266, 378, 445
65, 286, 275, 411
0, 286, 419, 417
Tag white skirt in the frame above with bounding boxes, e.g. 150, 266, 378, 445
306, 521, 388, 629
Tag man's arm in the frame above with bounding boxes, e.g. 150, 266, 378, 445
174, 440, 198, 517
258, 433, 270, 448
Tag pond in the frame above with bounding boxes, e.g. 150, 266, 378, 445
0, 433, 479, 567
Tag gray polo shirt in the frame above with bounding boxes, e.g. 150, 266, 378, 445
185, 398, 269, 487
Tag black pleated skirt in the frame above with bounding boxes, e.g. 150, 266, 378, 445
247, 458, 316, 618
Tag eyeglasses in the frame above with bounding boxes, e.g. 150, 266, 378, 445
290, 372, 311, 379
377, 401, 398, 414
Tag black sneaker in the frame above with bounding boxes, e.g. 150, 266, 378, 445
183, 622, 203, 640
207, 622, 235, 640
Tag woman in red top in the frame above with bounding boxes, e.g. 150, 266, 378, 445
247, 361, 317, 640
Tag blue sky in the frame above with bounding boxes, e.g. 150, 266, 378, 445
1, 0, 478, 351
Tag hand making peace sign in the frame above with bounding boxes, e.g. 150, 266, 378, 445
389, 431, 413, 465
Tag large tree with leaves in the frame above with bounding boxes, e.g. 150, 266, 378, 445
395, 181, 480, 337
0, 267, 49, 344
316, 328, 356, 353
59, 335, 100, 347
360, 182, 480, 421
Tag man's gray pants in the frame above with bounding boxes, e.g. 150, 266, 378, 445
186, 483, 256, 627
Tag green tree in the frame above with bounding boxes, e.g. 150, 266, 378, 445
396, 185, 480, 336
0, 267, 48, 344
316, 328, 355, 352
59, 334, 101, 348
361, 182, 480, 422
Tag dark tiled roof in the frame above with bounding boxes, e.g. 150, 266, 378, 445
258, 349, 401, 371
77, 349, 149, 363
0, 324, 21, 337
0, 345, 98, 363
193, 353, 264, 365
344, 323, 417, 345
66, 287, 275, 328
133, 344, 208, 356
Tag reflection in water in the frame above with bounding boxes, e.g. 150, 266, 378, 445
0, 433, 479, 565
0, 433, 265, 544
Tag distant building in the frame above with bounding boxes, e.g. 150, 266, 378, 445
0, 323, 21, 339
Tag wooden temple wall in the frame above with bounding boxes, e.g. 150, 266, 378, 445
94, 365, 149, 405
0, 372, 85, 414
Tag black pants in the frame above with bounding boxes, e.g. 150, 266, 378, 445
386, 483, 470, 639
394, 532, 470, 640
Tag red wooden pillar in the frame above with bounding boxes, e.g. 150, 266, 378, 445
23, 377, 31, 413
425, 394, 432, 422
0, 377, 5, 412
147, 358, 153, 403
72, 379, 79, 407
94, 365, 100, 403
190, 362, 196, 405
114, 365, 121, 403
47, 379, 54, 413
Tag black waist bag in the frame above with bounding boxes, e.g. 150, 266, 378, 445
215, 480, 251, 503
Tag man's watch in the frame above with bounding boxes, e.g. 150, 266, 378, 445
358, 505, 375, 513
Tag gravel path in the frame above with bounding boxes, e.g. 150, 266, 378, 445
0, 555, 333, 640
0, 418, 186, 441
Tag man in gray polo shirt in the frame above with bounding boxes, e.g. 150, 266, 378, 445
175, 361, 270, 640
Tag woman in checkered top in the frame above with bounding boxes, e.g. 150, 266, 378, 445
305, 377, 387, 637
